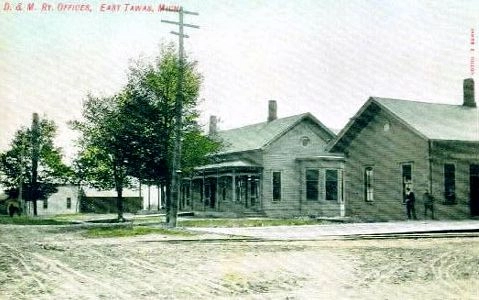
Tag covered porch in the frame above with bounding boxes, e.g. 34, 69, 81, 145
180, 160, 263, 214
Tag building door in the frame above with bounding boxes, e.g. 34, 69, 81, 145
402, 164, 413, 203
470, 165, 479, 216
204, 179, 217, 209
249, 177, 258, 208
209, 179, 217, 209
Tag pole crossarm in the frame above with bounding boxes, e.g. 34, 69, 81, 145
183, 10, 198, 15
161, 20, 200, 29
171, 31, 190, 38
161, 20, 179, 25
183, 24, 200, 29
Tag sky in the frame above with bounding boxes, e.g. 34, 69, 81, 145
1, 0, 478, 161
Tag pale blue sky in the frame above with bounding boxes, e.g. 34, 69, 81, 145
1, 0, 478, 160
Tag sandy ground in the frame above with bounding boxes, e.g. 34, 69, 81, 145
0, 225, 478, 300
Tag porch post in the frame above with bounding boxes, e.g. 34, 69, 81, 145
259, 172, 263, 211
202, 171, 206, 211
246, 175, 251, 208
189, 178, 193, 211
339, 169, 345, 217
216, 168, 219, 211
232, 169, 236, 203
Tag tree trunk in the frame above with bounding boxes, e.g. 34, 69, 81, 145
116, 186, 124, 222
165, 182, 171, 225
33, 199, 37, 216
169, 169, 179, 227
114, 163, 125, 222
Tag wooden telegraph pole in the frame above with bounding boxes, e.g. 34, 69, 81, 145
31, 113, 40, 216
17, 134, 26, 215
161, 7, 199, 227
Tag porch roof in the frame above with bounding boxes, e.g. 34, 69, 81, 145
194, 160, 261, 171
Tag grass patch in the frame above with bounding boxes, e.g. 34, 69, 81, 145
178, 218, 326, 228
83, 225, 194, 238
52, 213, 85, 221
52, 214, 123, 222
0, 216, 73, 225
130, 216, 165, 224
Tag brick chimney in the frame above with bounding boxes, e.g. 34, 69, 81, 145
209, 115, 217, 135
463, 78, 476, 107
267, 100, 277, 122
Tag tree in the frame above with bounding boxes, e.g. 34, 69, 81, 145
0, 114, 71, 215
181, 128, 222, 175
71, 94, 134, 222
72, 44, 221, 224
123, 44, 221, 226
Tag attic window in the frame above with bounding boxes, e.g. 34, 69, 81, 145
300, 136, 311, 146
383, 122, 390, 132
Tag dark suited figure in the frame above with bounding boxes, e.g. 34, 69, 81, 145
423, 190, 434, 219
8, 204, 19, 217
405, 187, 417, 220
8, 204, 15, 217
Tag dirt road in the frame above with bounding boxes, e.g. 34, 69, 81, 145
0, 225, 478, 299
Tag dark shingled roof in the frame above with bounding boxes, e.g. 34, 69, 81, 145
215, 113, 335, 155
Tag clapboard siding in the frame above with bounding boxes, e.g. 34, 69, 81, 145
262, 120, 334, 217
193, 113, 342, 218
428, 141, 479, 219
344, 107, 429, 220
298, 159, 345, 217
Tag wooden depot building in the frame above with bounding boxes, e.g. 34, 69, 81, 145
181, 100, 345, 218
329, 78, 479, 220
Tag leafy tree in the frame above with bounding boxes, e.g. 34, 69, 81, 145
71, 94, 134, 222
72, 44, 221, 225
123, 44, 221, 226
181, 128, 221, 175
0, 115, 71, 215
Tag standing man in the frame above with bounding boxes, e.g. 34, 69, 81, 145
405, 187, 417, 220
423, 189, 434, 220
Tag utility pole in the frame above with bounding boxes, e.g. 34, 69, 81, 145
17, 134, 26, 215
31, 113, 40, 216
161, 7, 199, 227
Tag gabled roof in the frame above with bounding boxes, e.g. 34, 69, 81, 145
373, 97, 479, 141
215, 113, 336, 155
330, 97, 479, 151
